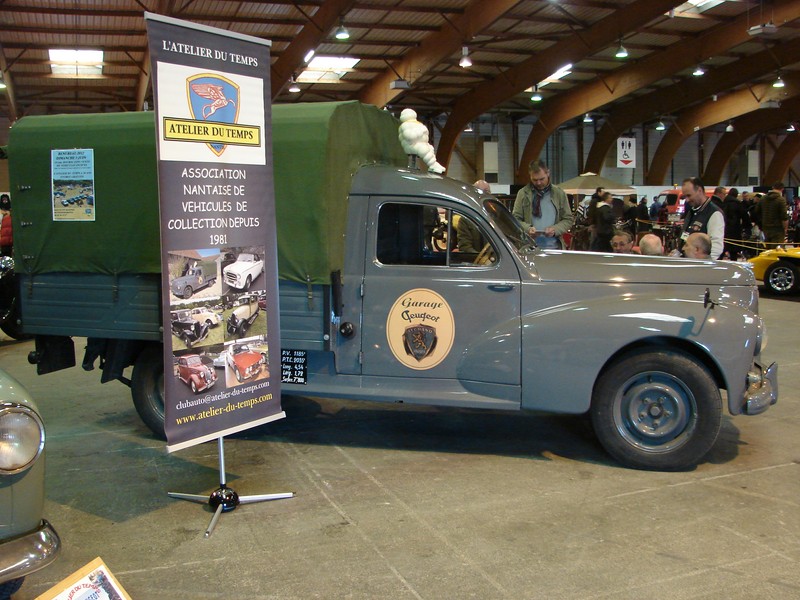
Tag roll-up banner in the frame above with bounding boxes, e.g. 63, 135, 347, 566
145, 13, 284, 452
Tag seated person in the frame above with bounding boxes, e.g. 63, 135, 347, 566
610, 230, 640, 254
639, 233, 664, 256
457, 214, 485, 255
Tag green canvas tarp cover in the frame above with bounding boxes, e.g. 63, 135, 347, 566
10, 101, 405, 283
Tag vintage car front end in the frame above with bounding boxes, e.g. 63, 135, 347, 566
0, 368, 60, 592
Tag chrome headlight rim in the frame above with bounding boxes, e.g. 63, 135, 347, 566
0, 402, 46, 475
755, 317, 768, 356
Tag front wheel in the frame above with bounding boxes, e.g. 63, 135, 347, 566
182, 285, 193, 299
131, 345, 166, 439
243, 275, 252, 291
591, 350, 721, 471
764, 260, 798, 295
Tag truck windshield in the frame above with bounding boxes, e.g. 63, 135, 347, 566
483, 199, 535, 255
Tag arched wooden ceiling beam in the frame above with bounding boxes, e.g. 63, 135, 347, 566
436, 0, 684, 172
646, 76, 800, 185
764, 130, 800, 184
518, 0, 800, 184
702, 98, 800, 184
0, 41, 18, 121
270, 0, 357, 99
585, 37, 800, 175
358, 0, 521, 109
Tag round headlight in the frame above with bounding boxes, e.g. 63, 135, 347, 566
0, 403, 45, 474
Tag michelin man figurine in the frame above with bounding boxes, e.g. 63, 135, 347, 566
398, 108, 446, 173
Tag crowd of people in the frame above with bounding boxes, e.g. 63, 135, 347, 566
507, 160, 791, 260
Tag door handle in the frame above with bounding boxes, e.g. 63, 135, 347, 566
488, 283, 515, 292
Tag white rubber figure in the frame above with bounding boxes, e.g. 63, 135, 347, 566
398, 108, 446, 173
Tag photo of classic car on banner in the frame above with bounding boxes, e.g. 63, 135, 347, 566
221, 246, 264, 292
174, 352, 218, 393
222, 292, 265, 342
167, 249, 222, 301
169, 302, 225, 351
223, 338, 269, 386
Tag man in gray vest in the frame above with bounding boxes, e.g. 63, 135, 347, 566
513, 159, 574, 249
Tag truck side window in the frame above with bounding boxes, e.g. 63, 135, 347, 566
376, 202, 495, 267
450, 209, 496, 266
377, 203, 435, 266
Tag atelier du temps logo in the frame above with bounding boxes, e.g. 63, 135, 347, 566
386, 288, 455, 370
162, 72, 261, 156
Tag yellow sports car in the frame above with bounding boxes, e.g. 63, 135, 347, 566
748, 247, 800, 295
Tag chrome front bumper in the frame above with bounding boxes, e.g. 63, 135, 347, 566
0, 519, 60, 584
743, 362, 778, 415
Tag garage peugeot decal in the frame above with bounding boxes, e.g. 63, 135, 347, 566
386, 288, 455, 370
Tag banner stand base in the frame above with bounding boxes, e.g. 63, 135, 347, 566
168, 436, 294, 538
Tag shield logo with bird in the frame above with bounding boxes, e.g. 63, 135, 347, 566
187, 73, 240, 156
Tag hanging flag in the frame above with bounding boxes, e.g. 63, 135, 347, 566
617, 137, 636, 168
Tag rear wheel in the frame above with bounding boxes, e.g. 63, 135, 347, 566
591, 350, 721, 470
131, 345, 166, 439
764, 260, 799, 295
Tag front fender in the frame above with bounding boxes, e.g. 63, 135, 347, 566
520, 285, 759, 414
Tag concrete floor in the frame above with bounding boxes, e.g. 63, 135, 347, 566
2, 292, 799, 600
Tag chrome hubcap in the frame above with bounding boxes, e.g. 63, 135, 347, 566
768, 266, 794, 292
613, 372, 697, 453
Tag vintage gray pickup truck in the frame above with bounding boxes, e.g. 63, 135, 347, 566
8, 101, 777, 470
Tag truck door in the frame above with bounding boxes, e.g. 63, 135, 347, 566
361, 199, 522, 389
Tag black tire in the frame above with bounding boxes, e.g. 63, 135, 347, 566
244, 275, 252, 291
0, 577, 24, 600
131, 345, 166, 439
183, 285, 193, 299
190, 379, 198, 394
764, 260, 799, 295
183, 335, 193, 349
234, 365, 242, 383
590, 350, 721, 471
237, 322, 247, 337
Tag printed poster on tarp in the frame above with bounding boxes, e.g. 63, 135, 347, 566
145, 13, 284, 452
51, 148, 95, 221
616, 137, 636, 168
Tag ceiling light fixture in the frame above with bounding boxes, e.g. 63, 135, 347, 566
615, 40, 628, 59
459, 46, 472, 68
334, 20, 350, 41
773, 72, 785, 88
583, 113, 593, 123
787, 123, 796, 132
288, 76, 301, 93
725, 122, 734, 132
530, 85, 542, 102
303, 49, 315, 64
692, 65, 705, 77
464, 123, 474, 133
655, 120, 666, 131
